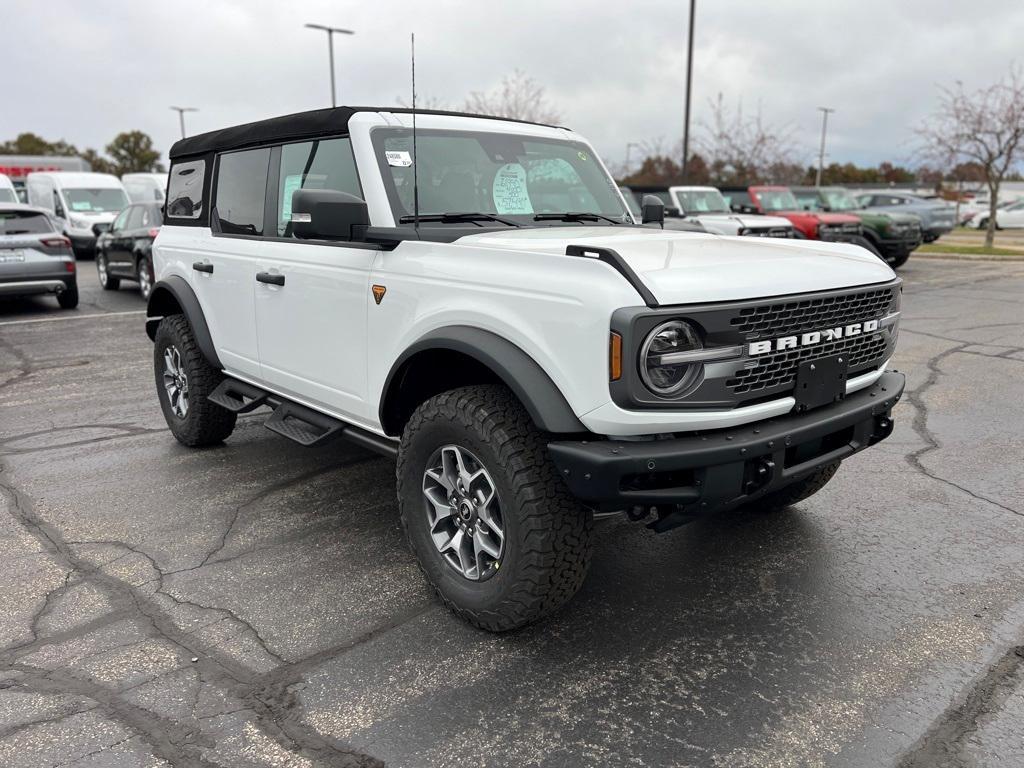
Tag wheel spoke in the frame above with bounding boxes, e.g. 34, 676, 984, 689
477, 506, 504, 541
473, 529, 501, 558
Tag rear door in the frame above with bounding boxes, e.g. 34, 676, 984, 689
111, 205, 142, 275
252, 137, 375, 422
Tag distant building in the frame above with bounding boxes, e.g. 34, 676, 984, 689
0, 155, 91, 188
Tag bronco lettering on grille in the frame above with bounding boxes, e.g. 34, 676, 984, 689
748, 319, 880, 355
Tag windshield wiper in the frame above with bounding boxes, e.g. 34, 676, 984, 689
533, 212, 622, 225
398, 212, 521, 227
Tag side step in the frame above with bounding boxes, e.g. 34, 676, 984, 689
207, 378, 398, 457
208, 379, 269, 414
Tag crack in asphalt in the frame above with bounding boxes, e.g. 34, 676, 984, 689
0, 462, 387, 767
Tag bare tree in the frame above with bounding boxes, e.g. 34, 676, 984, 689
917, 68, 1024, 247
696, 94, 801, 185
463, 70, 562, 124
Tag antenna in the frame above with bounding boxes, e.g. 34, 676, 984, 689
411, 33, 420, 235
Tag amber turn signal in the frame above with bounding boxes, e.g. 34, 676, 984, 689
609, 332, 623, 381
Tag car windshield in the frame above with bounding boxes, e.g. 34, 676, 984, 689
674, 189, 729, 214
0, 189, 16, 204
755, 189, 800, 211
371, 128, 631, 225
63, 188, 129, 213
618, 187, 642, 218
821, 189, 861, 211
0, 210, 55, 235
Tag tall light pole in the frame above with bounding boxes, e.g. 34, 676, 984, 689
681, 0, 696, 182
305, 23, 355, 107
169, 106, 198, 139
815, 106, 835, 187
625, 142, 641, 176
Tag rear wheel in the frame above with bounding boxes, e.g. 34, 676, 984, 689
56, 284, 79, 309
755, 461, 841, 513
397, 385, 593, 632
97, 254, 119, 290
153, 315, 236, 447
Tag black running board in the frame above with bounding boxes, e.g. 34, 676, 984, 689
208, 378, 398, 456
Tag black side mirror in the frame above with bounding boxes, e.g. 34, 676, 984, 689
291, 189, 369, 241
641, 195, 665, 227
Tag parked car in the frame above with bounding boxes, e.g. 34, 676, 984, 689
619, 187, 707, 233
967, 198, 1024, 230
147, 105, 904, 632
855, 191, 955, 243
791, 186, 922, 268
668, 186, 795, 238
95, 201, 162, 298
25, 172, 130, 258
0, 173, 17, 204
122, 172, 169, 203
0, 203, 77, 308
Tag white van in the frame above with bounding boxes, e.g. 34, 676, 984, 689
26, 172, 130, 257
0, 173, 17, 204
122, 172, 169, 203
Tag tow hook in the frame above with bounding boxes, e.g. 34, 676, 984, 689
743, 457, 776, 495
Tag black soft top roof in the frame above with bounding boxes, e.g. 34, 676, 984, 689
168, 106, 557, 160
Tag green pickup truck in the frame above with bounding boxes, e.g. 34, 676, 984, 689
792, 186, 922, 268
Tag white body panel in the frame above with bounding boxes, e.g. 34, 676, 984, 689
153, 111, 897, 439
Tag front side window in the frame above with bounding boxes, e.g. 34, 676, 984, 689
125, 205, 145, 230
276, 137, 361, 237
167, 160, 205, 219
111, 208, 131, 231
675, 189, 730, 214
63, 188, 129, 213
371, 128, 629, 224
755, 189, 799, 212
216, 148, 270, 236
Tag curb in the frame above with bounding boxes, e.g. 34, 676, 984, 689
913, 251, 1024, 262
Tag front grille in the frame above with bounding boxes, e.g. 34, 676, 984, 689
726, 333, 888, 395
729, 286, 896, 339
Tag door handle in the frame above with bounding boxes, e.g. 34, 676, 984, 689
256, 271, 285, 286
192, 261, 214, 274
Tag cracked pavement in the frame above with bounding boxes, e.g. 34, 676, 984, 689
1, 258, 1023, 767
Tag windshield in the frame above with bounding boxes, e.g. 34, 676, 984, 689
371, 128, 631, 224
821, 188, 861, 211
619, 187, 642, 217
674, 189, 729, 214
63, 188, 129, 213
0, 210, 55, 235
755, 189, 800, 211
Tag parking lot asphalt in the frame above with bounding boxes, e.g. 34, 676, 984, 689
1, 257, 1023, 768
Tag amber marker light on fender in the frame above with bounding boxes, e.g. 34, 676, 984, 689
609, 332, 623, 381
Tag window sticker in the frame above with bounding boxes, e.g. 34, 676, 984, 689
386, 151, 413, 167
281, 174, 303, 221
70, 201, 92, 211
492, 163, 533, 215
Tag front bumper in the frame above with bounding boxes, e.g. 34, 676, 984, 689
879, 233, 923, 256
550, 370, 905, 517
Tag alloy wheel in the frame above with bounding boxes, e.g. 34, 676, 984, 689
138, 260, 152, 299
422, 444, 504, 581
97, 255, 108, 287
162, 345, 190, 418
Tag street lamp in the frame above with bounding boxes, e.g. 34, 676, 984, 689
169, 106, 198, 139
625, 142, 641, 175
681, 0, 696, 182
305, 23, 355, 108
815, 107, 835, 187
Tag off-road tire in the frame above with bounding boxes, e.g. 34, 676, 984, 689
57, 284, 79, 309
756, 461, 841, 513
97, 254, 119, 290
153, 314, 236, 447
397, 385, 593, 632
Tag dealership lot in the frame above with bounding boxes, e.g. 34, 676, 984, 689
1, 258, 1023, 767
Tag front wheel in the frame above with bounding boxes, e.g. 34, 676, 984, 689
153, 315, 236, 447
397, 386, 593, 632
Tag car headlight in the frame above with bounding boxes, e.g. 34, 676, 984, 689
640, 320, 703, 396
70, 216, 90, 229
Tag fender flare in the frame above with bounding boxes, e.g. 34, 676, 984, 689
145, 275, 222, 369
380, 326, 586, 435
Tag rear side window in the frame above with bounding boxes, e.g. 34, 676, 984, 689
0, 210, 55, 234
216, 148, 270, 236
276, 137, 361, 237
167, 160, 205, 219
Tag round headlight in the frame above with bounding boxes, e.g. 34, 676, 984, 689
640, 320, 702, 396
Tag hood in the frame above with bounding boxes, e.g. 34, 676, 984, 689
458, 226, 894, 305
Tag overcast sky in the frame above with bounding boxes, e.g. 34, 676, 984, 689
3, 0, 1022, 170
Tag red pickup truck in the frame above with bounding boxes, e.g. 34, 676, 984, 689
721, 185, 865, 243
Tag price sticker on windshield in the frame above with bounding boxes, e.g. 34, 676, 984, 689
492, 164, 533, 215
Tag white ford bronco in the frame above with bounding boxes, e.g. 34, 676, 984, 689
147, 106, 904, 631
